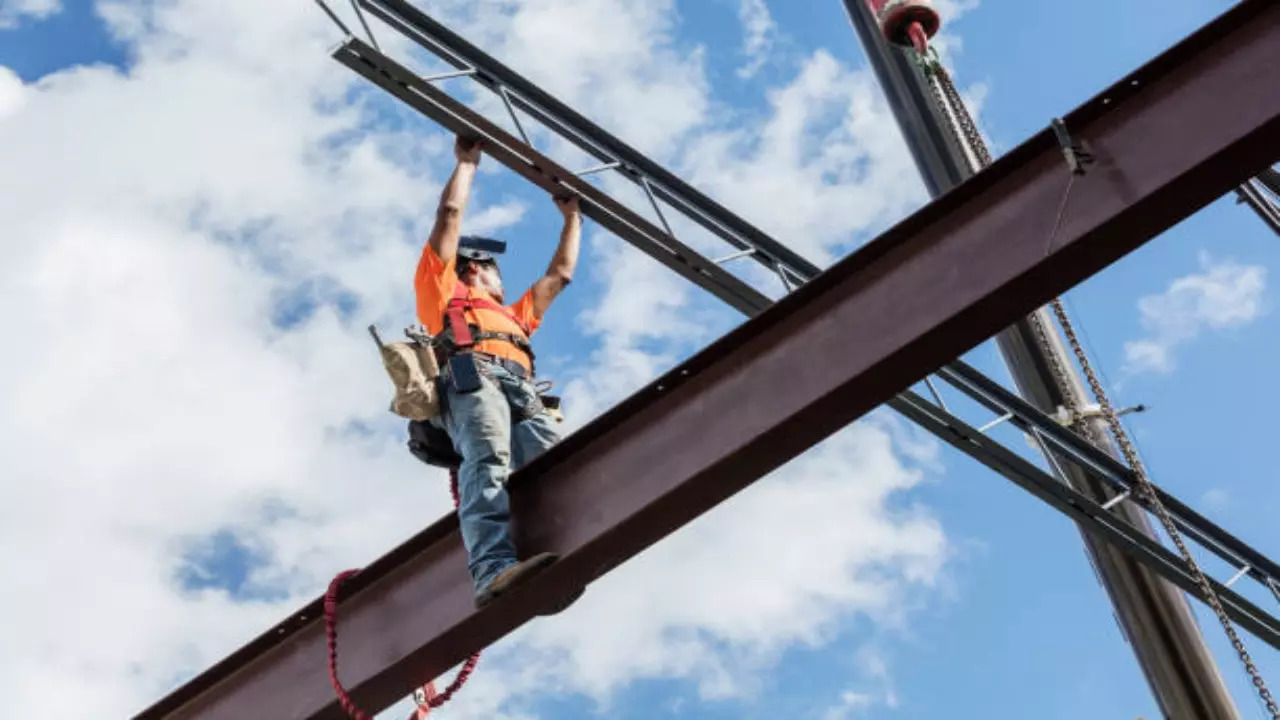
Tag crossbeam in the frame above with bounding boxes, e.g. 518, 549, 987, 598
893, 391, 1280, 650
357, 0, 820, 287
337, 0, 1280, 615
343, 0, 1280, 617
1239, 170, 1280, 233
133, 3, 1280, 717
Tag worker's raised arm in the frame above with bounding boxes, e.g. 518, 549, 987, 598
531, 194, 581, 318
426, 137, 483, 265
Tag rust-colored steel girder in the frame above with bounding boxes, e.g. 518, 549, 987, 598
134, 1, 1280, 717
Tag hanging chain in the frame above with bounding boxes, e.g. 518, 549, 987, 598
919, 50, 1279, 718
917, 50, 1089, 438
923, 57, 979, 174
1050, 299, 1279, 718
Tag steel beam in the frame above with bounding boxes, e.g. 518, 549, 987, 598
892, 391, 1280, 650
334, 1, 1280, 611
1238, 179, 1280, 235
359, 0, 821, 287
842, 1, 1259, 716
344, 0, 1280, 612
343, 40, 773, 317
134, 6, 1280, 716
936, 360, 1280, 597
351, 0, 1280, 616
1260, 167, 1280, 198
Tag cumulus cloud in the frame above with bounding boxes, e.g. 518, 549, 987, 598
390, 420, 945, 718
510, 422, 945, 699
819, 646, 901, 719
682, 48, 927, 267
0, 0, 59, 27
0, 0, 953, 717
736, 0, 776, 79
1123, 252, 1268, 375
0, 65, 24, 117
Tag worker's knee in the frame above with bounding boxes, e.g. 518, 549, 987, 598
511, 410, 561, 470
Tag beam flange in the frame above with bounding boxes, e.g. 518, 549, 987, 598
134, 2, 1280, 718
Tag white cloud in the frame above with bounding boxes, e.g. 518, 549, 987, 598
1123, 252, 1267, 375
440, 0, 711, 162
818, 646, 901, 719
0, 0, 953, 717
824, 691, 876, 720
682, 48, 927, 267
505, 423, 946, 702
0, 0, 59, 27
736, 0, 776, 79
0, 65, 24, 117
921, 0, 981, 61
391, 422, 946, 717
1201, 488, 1229, 510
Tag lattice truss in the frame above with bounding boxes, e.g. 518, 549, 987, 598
315, 0, 1280, 649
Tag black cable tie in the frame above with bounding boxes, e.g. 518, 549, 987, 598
1051, 117, 1093, 175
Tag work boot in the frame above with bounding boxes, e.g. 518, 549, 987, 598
474, 552, 586, 616
475, 552, 560, 609
533, 585, 584, 617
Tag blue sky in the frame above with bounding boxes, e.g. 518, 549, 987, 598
2, 0, 1277, 718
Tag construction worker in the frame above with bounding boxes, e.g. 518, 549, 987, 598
415, 135, 582, 611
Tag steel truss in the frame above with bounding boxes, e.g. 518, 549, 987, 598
338, 0, 1280, 628
1238, 167, 1280, 235
133, 1, 1280, 717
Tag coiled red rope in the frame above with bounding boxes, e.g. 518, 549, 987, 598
324, 469, 483, 718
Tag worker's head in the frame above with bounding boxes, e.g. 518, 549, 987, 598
460, 256, 504, 301
457, 235, 506, 301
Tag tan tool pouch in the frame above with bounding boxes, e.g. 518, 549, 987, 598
372, 325, 441, 422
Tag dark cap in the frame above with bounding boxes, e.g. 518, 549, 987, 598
457, 234, 506, 265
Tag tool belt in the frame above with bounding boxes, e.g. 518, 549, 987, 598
370, 323, 563, 471
456, 350, 531, 381
369, 325, 441, 422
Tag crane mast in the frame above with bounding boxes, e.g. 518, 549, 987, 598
842, 2, 1242, 718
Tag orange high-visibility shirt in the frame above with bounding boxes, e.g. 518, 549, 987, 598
414, 243, 542, 372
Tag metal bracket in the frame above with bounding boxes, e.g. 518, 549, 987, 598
1051, 117, 1095, 175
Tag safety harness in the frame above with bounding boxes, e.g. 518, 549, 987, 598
438, 281, 536, 375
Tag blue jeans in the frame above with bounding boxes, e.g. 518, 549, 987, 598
440, 358, 561, 596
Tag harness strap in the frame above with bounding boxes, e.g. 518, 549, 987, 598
445, 283, 476, 347
468, 330, 535, 360
442, 282, 535, 367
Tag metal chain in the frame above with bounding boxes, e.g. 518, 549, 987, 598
921, 51, 1279, 718
1050, 299, 1279, 718
934, 60, 993, 168
923, 56, 979, 175
920, 53, 1103, 442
